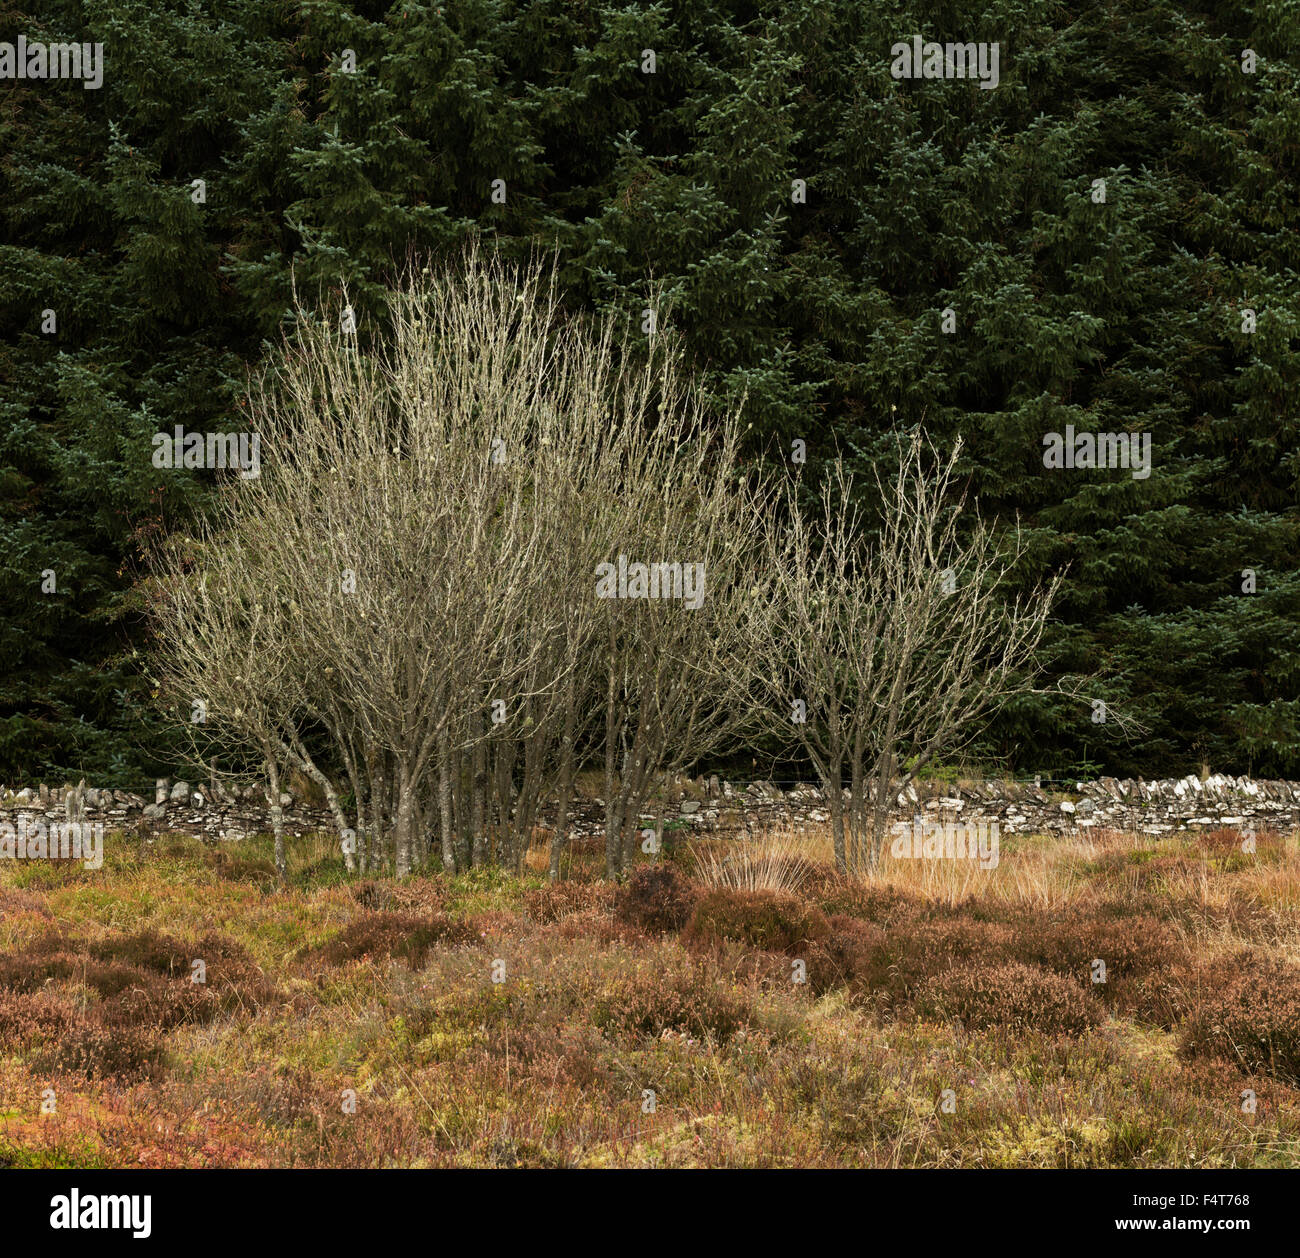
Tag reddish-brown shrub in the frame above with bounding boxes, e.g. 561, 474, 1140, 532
204, 848, 279, 883
550, 908, 634, 945
352, 880, 395, 912
0, 929, 273, 1035
1179, 951, 1300, 1083
724, 946, 805, 991
1015, 910, 1184, 991
859, 916, 1021, 1006
1201, 827, 1249, 853
352, 877, 447, 914
43, 1019, 165, 1080
0, 945, 77, 993
0, 886, 53, 921
468, 909, 519, 938
1192, 827, 1286, 863
915, 961, 1103, 1036
0, 988, 165, 1082
592, 967, 754, 1042
617, 864, 699, 934
683, 888, 829, 953
814, 880, 921, 925
92, 928, 261, 975
526, 879, 617, 924
0, 989, 75, 1042
805, 915, 887, 994
89, 930, 275, 1017
309, 912, 480, 968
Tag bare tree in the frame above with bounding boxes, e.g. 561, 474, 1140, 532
750, 431, 1061, 876
145, 535, 300, 881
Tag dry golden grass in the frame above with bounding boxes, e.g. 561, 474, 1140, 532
691, 828, 829, 892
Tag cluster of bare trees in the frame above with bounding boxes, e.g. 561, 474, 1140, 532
147, 248, 1058, 882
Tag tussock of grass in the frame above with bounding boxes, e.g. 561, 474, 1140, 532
692, 829, 824, 893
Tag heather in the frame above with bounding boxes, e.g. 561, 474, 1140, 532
1, 822, 1298, 1168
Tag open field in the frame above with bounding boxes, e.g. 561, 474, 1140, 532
1, 825, 1299, 1168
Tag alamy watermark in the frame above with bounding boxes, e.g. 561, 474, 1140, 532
1043, 425, 1152, 480
890, 37, 1000, 89
153, 425, 261, 479
0, 36, 103, 89
0, 818, 103, 870
50, 1190, 151, 1238
595, 555, 706, 610
891, 816, 999, 870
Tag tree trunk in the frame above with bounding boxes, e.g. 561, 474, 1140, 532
342, 744, 366, 874
368, 755, 388, 874
549, 689, 577, 882
868, 750, 897, 871
457, 749, 473, 865
394, 760, 415, 879
614, 717, 650, 876
286, 735, 355, 873
471, 712, 487, 867
827, 759, 846, 877
265, 752, 286, 884
438, 727, 456, 871
848, 724, 866, 876
493, 742, 516, 867
512, 763, 538, 874
603, 623, 620, 879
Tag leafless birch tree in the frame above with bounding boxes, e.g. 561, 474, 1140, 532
749, 431, 1060, 875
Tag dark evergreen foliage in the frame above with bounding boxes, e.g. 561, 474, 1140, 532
3, 0, 1297, 784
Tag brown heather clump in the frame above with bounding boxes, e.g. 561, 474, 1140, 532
1013, 909, 1187, 1002
90, 929, 265, 981
549, 907, 633, 945
617, 864, 700, 934
2, 987, 166, 1080
1201, 827, 1247, 853
45, 1019, 166, 1080
696, 892, 1030, 1006
914, 961, 1104, 1036
592, 963, 755, 1043
352, 879, 398, 912
684, 887, 831, 953
1196, 827, 1287, 864
525, 879, 618, 924
0, 928, 273, 1024
204, 848, 280, 883
794, 896, 1187, 1012
0, 885, 53, 921
723, 944, 808, 992
805, 915, 887, 994
0, 989, 79, 1048
0, 936, 91, 994
1178, 951, 1300, 1083
863, 915, 1022, 1006
813, 878, 921, 924
308, 911, 482, 969
0, 927, 275, 1082
90, 931, 277, 1024
352, 877, 447, 914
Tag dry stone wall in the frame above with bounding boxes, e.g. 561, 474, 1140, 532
2, 773, 1298, 845
0, 778, 332, 843
712, 774, 1300, 837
